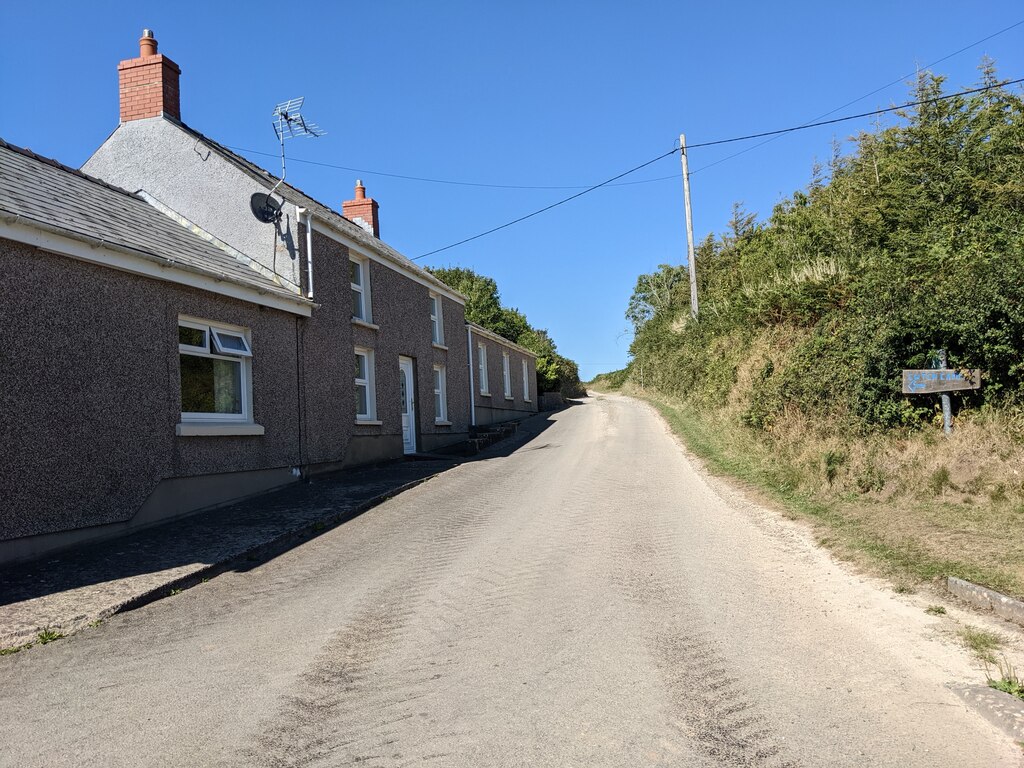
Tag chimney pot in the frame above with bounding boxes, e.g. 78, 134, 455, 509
343, 181, 380, 237
139, 29, 158, 57
119, 30, 181, 122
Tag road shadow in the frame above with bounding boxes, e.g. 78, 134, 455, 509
0, 409, 565, 610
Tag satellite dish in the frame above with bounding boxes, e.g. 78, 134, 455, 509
250, 193, 283, 224
250, 97, 326, 224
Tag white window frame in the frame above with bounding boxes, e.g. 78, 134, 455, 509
351, 257, 372, 323
429, 293, 444, 345
178, 317, 253, 424
354, 346, 377, 421
433, 364, 448, 423
497, 348, 509, 397
477, 343, 489, 395
522, 358, 531, 402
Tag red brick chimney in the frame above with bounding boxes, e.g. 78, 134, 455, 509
342, 180, 380, 238
117, 29, 181, 123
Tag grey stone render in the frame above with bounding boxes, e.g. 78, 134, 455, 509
0, 139, 307, 307
1, 110, 536, 562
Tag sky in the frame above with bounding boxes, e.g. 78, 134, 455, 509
2, 2, 1023, 380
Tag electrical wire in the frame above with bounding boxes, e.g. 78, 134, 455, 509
410, 148, 680, 259
226, 18, 1024, 193
412, 77, 1024, 259
671, 17, 1024, 179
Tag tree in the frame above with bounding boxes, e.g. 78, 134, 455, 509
427, 266, 584, 396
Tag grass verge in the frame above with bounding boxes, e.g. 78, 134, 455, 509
959, 625, 1005, 663
610, 388, 1024, 599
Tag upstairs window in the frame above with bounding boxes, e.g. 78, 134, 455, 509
351, 258, 371, 322
502, 351, 512, 398
477, 343, 489, 395
429, 294, 444, 345
178, 318, 252, 422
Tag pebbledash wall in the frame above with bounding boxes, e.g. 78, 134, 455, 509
0, 236, 305, 562
297, 226, 472, 470
0, 31, 538, 563
469, 324, 538, 427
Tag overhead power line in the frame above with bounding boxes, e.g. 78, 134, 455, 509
411, 149, 680, 259
227, 18, 1024, 193
684, 17, 1024, 178
412, 77, 1023, 259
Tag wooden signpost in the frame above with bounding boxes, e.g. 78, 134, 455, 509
901, 368, 981, 394
902, 350, 981, 435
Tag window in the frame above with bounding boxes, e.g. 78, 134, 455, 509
355, 347, 377, 420
522, 359, 531, 401
429, 293, 444, 345
502, 351, 512, 398
477, 343, 489, 395
433, 364, 448, 423
178, 318, 252, 423
351, 258, 371, 322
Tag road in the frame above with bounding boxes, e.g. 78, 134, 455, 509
1, 393, 1019, 767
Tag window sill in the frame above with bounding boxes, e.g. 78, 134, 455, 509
352, 318, 380, 331
355, 419, 383, 426
176, 422, 265, 437
479, 392, 491, 398
432, 342, 448, 351
524, 398, 532, 403
435, 420, 452, 426
505, 396, 514, 401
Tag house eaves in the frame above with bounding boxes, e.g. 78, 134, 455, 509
467, 322, 538, 358
169, 119, 468, 304
0, 139, 313, 316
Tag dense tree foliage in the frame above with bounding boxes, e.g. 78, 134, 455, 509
621, 65, 1024, 431
427, 266, 584, 397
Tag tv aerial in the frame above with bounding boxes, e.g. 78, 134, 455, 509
251, 97, 326, 224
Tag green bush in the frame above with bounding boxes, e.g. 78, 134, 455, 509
607, 65, 1024, 434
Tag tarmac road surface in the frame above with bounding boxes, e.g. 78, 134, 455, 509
1, 393, 1020, 767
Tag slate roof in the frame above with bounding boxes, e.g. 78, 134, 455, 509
0, 138, 311, 307
170, 120, 465, 301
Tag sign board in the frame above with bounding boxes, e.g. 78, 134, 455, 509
902, 369, 981, 394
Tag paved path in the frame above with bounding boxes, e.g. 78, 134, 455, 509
0, 458, 462, 648
1, 394, 1020, 766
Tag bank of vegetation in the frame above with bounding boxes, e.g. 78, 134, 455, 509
428, 266, 584, 397
593, 66, 1024, 597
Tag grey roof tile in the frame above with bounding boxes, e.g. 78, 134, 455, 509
0, 138, 310, 307
172, 120, 464, 300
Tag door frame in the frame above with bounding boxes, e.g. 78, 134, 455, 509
398, 356, 417, 454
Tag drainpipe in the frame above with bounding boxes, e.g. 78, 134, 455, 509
296, 206, 314, 299
467, 325, 476, 427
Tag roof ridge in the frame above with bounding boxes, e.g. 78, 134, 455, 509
0, 137, 141, 200
166, 118, 342, 217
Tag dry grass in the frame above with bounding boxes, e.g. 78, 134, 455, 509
627, 385, 1024, 599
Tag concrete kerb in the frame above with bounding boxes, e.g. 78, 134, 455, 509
1, 474, 440, 651
1, 411, 556, 652
947, 576, 1024, 628
92, 474, 439, 620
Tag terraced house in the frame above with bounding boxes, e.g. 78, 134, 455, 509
0, 31, 536, 564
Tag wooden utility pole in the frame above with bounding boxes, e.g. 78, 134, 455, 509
679, 133, 698, 318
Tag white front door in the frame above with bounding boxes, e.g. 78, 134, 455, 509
399, 357, 416, 454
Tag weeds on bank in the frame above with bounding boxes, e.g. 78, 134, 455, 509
987, 657, 1024, 701
959, 625, 1005, 663
636, 393, 1024, 599
35, 628, 64, 644
0, 627, 65, 656
925, 605, 947, 615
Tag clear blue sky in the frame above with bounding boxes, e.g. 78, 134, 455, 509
3, 2, 1022, 380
